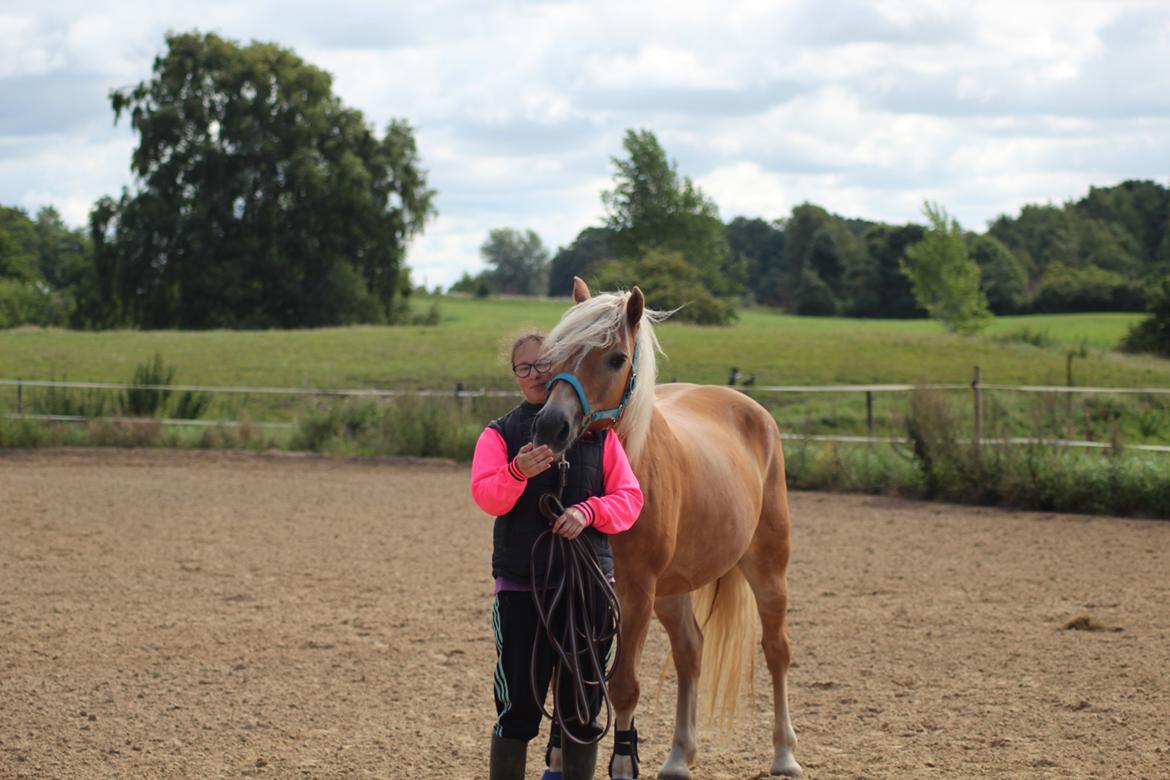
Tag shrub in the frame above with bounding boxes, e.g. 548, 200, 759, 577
121, 354, 174, 416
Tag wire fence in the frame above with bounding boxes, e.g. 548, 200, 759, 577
3, 367, 1170, 453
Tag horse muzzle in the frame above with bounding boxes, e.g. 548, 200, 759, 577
533, 403, 581, 455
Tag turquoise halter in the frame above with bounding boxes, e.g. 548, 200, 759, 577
546, 341, 640, 430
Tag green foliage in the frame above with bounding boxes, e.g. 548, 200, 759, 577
0, 206, 39, 281
0, 279, 68, 328
592, 248, 736, 325
992, 327, 1055, 348
1120, 277, 1170, 358
547, 227, 615, 297
850, 223, 924, 317
28, 374, 110, 417
479, 228, 550, 295
970, 234, 1028, 314
91, 30, 435, 329
602, 129, 739, 297
727, 217, 785, 306
121, 354, 175, 416
173, 390, 213, 420
1032, 262, 1145, 312
792, 269, 838, 316
291, 398, 484, 459
901, 202, 991, 334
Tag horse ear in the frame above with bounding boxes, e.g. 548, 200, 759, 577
572, 276, 591, 304
627, 287, 645, 332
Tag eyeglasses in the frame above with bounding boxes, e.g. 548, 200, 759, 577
512, 360, 552, 378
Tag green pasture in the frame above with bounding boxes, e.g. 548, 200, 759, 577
2, 296, 1167, 443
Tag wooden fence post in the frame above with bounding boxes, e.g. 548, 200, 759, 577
17, 378, 22, 415
972, 365, 983, 449
866, 390, 874, 438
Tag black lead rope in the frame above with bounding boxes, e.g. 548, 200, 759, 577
529, 456, 623, 746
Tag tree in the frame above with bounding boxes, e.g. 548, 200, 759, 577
602, 129, 739, 297
91, 31, 435, 329
727, 217, 785, 306
900, 202, 991, 334
1120, 277, 1170, 357
969, 234, 1028, 314
547, 227, 615, 297
480, 228, 549, 295
591, 248, 735, 325
849, 223, 925, 317
0, 206, 70, 327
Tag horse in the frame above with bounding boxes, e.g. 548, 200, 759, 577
533, 278, 800, 779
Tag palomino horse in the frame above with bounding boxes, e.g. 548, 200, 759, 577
533, 278, 800, 779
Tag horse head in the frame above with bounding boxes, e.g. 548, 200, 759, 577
533, 277, 645, 456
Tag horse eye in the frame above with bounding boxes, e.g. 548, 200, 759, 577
608, 354, 626, 370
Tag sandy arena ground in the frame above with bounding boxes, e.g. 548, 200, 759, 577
1, 448, 1169, 779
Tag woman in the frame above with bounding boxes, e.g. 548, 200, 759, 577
471, 332, 643, 780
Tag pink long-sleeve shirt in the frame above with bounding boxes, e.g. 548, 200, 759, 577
470, 427, 643, 535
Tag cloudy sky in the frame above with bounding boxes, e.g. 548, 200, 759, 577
3, 0, 1169, 289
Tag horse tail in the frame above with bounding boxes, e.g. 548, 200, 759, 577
692, 564, 759, 734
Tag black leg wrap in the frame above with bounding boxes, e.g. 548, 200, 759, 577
608, 722, 639, 779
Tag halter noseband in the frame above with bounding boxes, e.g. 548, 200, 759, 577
546, 341, 639, 432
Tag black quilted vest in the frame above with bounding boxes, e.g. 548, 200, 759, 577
488, 402, 614, 581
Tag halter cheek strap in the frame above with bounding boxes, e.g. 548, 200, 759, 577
547, 342, 639, 429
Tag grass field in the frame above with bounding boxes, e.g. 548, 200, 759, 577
2, 296, 1168, 442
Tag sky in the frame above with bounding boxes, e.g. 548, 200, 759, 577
3, 0, 1170, 290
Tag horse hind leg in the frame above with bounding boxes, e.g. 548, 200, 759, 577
652, 593, 703, 780
739, 506, 801, 776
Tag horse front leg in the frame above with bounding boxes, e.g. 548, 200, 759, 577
607, 577, 655, 780
652, 593, 702, 780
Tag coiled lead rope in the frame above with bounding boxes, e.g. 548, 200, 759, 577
529, 458, 623, 745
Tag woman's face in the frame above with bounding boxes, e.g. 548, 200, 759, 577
512, 339, 551, 404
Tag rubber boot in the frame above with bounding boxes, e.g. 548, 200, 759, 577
561, 738, 599, 780
489, 734, 528, 780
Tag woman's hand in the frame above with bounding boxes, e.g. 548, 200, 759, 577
514, 442, 555, 478
552, 506, 589, 540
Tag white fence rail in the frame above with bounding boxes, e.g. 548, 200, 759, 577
4, 369, 1169, 453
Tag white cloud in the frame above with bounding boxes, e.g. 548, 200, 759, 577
2, 0, 1169, 288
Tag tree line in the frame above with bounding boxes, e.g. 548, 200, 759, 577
457, 133, 1169, 326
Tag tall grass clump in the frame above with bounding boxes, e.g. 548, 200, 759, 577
29, 374, 111, 417
290, 397, 504, 460
121, 353, 174, 416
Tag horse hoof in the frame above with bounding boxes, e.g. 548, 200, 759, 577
770, 760, 803, 778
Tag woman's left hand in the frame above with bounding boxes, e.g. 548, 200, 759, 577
552, 506, 589, 540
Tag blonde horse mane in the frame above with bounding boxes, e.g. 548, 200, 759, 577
542, 290, 668, 463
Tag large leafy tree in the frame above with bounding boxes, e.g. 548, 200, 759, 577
479, 228, 550, 295
602, 129, 740, 297
91, 31, 435, 329
901, 202, 990, 334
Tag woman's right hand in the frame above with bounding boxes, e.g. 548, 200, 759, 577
514, 442, 555, 478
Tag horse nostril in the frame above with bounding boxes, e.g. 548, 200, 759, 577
557, 420, 570, 444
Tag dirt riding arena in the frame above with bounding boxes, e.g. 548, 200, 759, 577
2, 449, 1168, 779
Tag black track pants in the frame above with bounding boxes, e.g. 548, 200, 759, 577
490, 589, 611, 742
